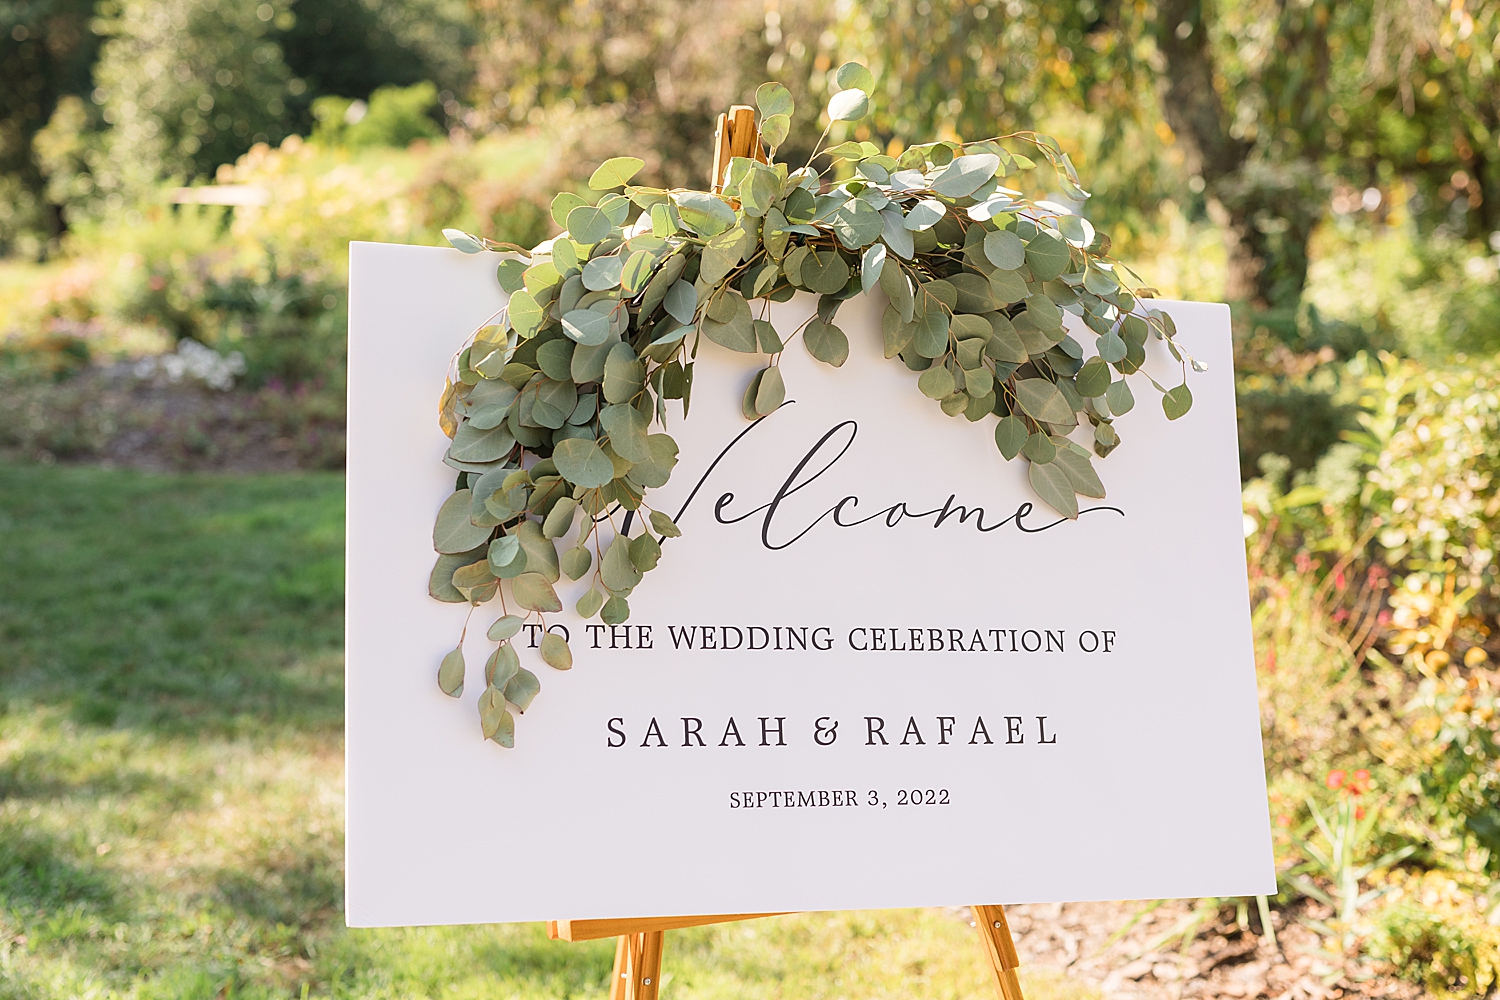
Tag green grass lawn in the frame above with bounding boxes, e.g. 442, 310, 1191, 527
0, 463, 1096, 1000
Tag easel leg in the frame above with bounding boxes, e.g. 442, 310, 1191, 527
612, 930, 666, 1000
973, 904, 1025, 1000
609, 936, 629, 1000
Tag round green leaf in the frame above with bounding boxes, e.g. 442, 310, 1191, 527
804, 320, 850, 367
582, 254, 624, 291
827, 88, 870, 122
561, 545, 592, 581
552, 437, 615, 489
479, 685, 512, 742
1163, 384, 1193, 420
994, 415, 1028, 460
1074, 357, 1111, 398
760, 113, 790, 148
588, 156, 645, 191
756, 82, 794, 118
601, 595, 630, 625
1105, 378, 1135, 415
918, 365, 956, 399
1021, 431, 1056, 464
674, 191, 736, 237
434, 490, 492, 554
1024, 230, 1071, 281
566, 205, 612, 244
562, 309, 612, 347
834, 61, 876, 94
930, 154, 1000, 198
543, 496, 579, 538
576, 587, 605, 618
551, 192, 588, 229
496, 259, 526, 292
512, 572, 562, 613
984, 230, 1026, 269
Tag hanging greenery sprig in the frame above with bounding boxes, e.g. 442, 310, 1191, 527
429, 62, 1201, 747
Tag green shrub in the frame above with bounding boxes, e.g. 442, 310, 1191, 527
1237, 384, 1353, 481
1370, 874, 1500, 999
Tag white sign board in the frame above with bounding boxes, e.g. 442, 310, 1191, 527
345, 241, 1273, 927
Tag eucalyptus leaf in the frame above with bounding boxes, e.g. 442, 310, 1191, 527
566, 205, 611, 244
434, 490, 492, 554
561, 544, 592, 580
512, 572, 563, 613
582, 254, 624, 291
629, 532, 662, 572
601, 595, 630, 624
600, 403, 651, 462
1163, 384, 1193, 420
675, 191, 736, 237
1029, 461, 1080, 519
804, 320, 849, 367
1024, 229, 1071, 281
753, 365, 786, 415
756, 81, 794, 117
444, 229, 484, 254
994, 415, 1028, 459
504, 667, 541, 712
827, 88, 870, 122
562, 309, 612, 347
576, 587, 605, 618
834, 61, 876, 94
1054, 447, 1106, 498
479, 684, 511, 741
1015, 378, 1074, 424
1074, 357, 1111, 398
438, 647, 465, 696
485, 642, 520, 689
602, 533, 643, 593
984, 230, 1026, 269
649, 510, 681, 537
588, 156, 645, 190
931, 154, 1000, 198
918, 365, 956, 399
1105, 377, 1134, 415
487, 615, 524, 641
552, 437, 615, 489
663, 280, 698, 325
861, 243, 887, 292
700, 290, 758, 352
541, 632, 573, 670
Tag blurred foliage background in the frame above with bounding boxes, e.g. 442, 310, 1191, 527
3, 0, 1500, 997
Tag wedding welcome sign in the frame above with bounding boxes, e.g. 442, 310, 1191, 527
344, 240, 1273, 928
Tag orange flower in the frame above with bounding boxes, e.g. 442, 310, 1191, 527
1326, 769, 1347, 790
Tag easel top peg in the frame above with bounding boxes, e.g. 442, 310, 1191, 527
710, 104, 769, 195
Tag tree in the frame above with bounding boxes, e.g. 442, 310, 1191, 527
834, 0, 1500, 323
465, 0, 834, 188
0, 0, 98, 255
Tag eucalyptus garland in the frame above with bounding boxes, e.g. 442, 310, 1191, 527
429, 62, 1201, 747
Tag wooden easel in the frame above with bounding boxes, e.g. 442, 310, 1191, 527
547, 905, 1025, 1000
548, 107, 1028, 1000
709, 104, 769, 195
